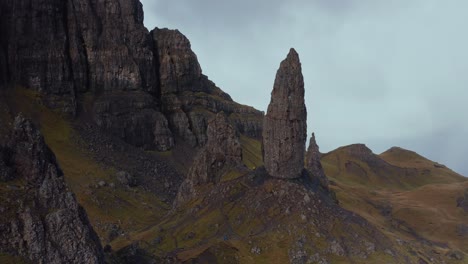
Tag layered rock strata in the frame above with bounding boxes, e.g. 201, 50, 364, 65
262, 48, 307, 179
0, 115, 104, 264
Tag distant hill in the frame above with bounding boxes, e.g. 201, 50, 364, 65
322, 144, 468, 257
321, 144, 465, 190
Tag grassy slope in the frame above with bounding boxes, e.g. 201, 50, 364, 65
115, 137, 467, 263
240, 135, 263, 169
116, 177, 410, 264
380, 146, 465, 182
322, 145, 468, 254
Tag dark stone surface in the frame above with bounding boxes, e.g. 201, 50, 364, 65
263, 48, 307, 179
93, 91, 174, 151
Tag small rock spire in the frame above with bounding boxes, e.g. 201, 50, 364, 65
262, 48, 307, 179
306, 133, 329, 187
175, 112, 242, 205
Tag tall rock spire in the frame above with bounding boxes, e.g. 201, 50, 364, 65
262, 48, 307, 179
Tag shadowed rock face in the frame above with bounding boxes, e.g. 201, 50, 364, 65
152, 28, 203, 95
93, 91, 174, 151
0, 115, 104, 264
263, 48, 307, 179
176, 113, 242, 205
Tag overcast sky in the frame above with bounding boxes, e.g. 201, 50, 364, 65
141, 0, 467, 176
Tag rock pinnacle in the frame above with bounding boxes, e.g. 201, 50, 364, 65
262, 48, 307, 179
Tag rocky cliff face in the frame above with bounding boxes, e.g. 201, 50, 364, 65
262, 48, 307, 179
152, 28, 204, 95
0, 0, 156, 114
176, 113, 243, 205
0, 0, 263, 151
0, 115, 104, 263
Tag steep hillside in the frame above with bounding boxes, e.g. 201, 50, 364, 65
322, 144, 468, 261
321, 144, 465, 190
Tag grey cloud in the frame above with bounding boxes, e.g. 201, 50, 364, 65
141, 0, 468, 176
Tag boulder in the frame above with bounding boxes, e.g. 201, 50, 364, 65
116, 171, 137, 187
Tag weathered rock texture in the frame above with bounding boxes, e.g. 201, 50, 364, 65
306, 133, 330, 189
0, 0, 156, 114
152, 28, 204, 95
0, 0, 263, 150
263, 48, 307, 179
0, 115, 104, 263
176, 113, 243, 205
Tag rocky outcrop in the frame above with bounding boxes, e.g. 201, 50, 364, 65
0, 115, 104, 263
306, 133, 330, 189
176, 113, 243, 205
262, 48, 307, 179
